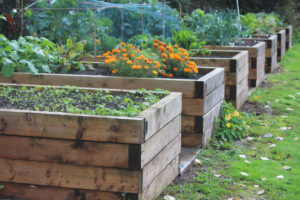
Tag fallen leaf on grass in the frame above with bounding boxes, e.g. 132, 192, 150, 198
286, 108, 294, 111
261, 157, 270, 161
241, 172, 249, 176
213, 174, 222, 178
267, 144, 276, 149
246, 137, 254, 141
239, 184, 245, 187
276, 137, 284, 141
261, 177, 267, 181
274, 100, 279, 102
279, 127, 292, 131
276, 175, 284, 179
294, 137, 298, 141
264, 105, 270, 108
282, 115, 288, 118
288, 95, 296, 99
257, 190, 265, 195
283, 166, 291, 170
260, 123, 267, 126
254, 185, 260, 188
245, 160, 251, 163
226, 187, 237, 191
194, 159, 202, 166
164, 195, 176, 200
239, 155, 246, 159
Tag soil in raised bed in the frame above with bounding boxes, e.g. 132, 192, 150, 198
0, 85, 166, 117
232, 41, 259, 47
67, 67, 207, 80
192, 53, 232, 58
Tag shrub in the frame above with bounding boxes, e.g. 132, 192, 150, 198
101, 40, 199, 78
213, 101, 250, 143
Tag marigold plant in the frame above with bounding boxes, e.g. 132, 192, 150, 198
101, 40, 199, 78
213, 101, 250, 143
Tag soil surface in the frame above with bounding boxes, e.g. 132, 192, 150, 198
67, 67, 207, 80
192, 53, 232, 58
0, 86, 165, 116
232, 41, 259, 47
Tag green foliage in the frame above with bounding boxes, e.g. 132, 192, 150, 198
293, 28, 300, 44
128, 34, 173, 50
0, 35, 86, 77
172, 29, 200, 50
213, 101, 250, 143
184, 9, 250, 46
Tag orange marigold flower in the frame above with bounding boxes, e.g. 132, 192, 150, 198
178, 52, 183, 56
128, 44, 132, 47
163, 43, 167, 47
130, 54, 135, 58
163, 65, 167, 69
122, 48, 127, 52
147, 61, 152, 64
184, 68, 192, 73
154, 39, 159, 43
144, 66, 148, 69
127, 60, 132, 64
185, 56, 190, 60
112, 69, 118, 74
170, 54, 175, 59
193, 68, 198, 73
97, 55, 101, 58
152, 70, 158, 75
173, 67, 177, 71
153, 43, 159, 48
122, 53, 127, 57
174, 44, 179, 48
121, 42, 125, 46
162, 53, 168, 59
159, 42, 164, 46
124, 58, 129, 60
163, 59, 167, 62
184, 52, 188, 56
169, 74, 173, 78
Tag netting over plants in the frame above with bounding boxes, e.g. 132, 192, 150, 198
22, 0, 181, 54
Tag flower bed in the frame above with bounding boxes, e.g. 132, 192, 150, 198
191, 50, 249, 110
0, 84, 181, 200
202, 42, 265, 87
241, 35, 278, 73
275, 30, 286, 61
276, 25, 293, 51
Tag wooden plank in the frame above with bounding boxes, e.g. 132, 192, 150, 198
265, 45, 277, 57
225, 63, 249, 86
141, 115, 181, 168
137, 93, 182, 141
181, 133, 202, 148
0, 182, 125, 200
249, 61, 265, 80
202, 44, 261, 58
142, 134, 181, 191
199, 67, 224, 97
0, 73, 197, 97
181, 99, 223, 134
232, 51, 249, 69
0, 109, 144, 144
201, 125, 214, 148
225, 76, 248, 100
182, 83, 224, 116
0, 158, 140, 193
228, 85, 249, 110
191, 58, 231, 70
0, 135, 129, 168
137, 156, 179, 200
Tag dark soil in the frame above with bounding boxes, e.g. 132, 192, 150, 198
67, 66, 207, 80
252, 36, 270, 38
232, 41, 259, 47
192, 53, 232, 58
0, 86, 165, 116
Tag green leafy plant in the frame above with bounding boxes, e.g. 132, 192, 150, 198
213, 101, 250, 143
0, 34, 86, 77
172, 29, 200, 51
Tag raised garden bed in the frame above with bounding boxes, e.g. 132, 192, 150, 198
276, 25, 293, 51
0, 84, 181, 200
0, 66, 224, 148
202, 42, 265, 88
241, 35, 278, 73
191, 50, 249, 110
275, 30, 286, 61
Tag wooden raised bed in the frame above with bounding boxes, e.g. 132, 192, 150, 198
191, 50, 249, 110
0, 66, 224, 148
202, 42, 265, 88
241, 35, 278, 73
275, 30, 286, 61
0, 84, 181, 200
276, 25, 293, 51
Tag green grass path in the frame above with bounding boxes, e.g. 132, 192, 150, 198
161, 44, 300, 200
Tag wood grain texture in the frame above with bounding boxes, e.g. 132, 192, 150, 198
142, 134, 181, 191
181, 133, 202, 148
0, 158, 140, 193
138, 93, 181, 142
225, 76, 248, 100
0, 182, 125, 200
199, 67, 225, 98
0, 135, 129, 168
0, 109, 144, 144
141, 115, 181, 168
225, 64, 249, 85
228, 86, 249, 110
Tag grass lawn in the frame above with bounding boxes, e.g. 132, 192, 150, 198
160, 43, 300, 200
